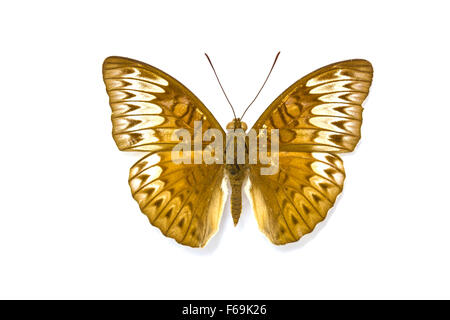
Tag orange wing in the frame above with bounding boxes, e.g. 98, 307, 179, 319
252, 59, 373, 153
103, 57, 227, 247
103, 56, 224, 152
248, 59, 373, 245
129, 150, 227, 247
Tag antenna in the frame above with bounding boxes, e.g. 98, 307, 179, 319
240, 51, 280, 120
204, 53, 237, 119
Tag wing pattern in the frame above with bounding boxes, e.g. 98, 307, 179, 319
248, 60, 372, 245
247, 152, 345, 244
253, 59, 373, 153
102, 56, 227, 247
103, 56, 224, 152
129, 150, 227, 247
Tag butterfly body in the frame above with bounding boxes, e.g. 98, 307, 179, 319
224, 118, 249, 225
102, 56, 373, 247
226, 162, 247, 225
225, 118, 248, 225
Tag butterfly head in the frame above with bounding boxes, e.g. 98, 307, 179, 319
226, 118, 248, 131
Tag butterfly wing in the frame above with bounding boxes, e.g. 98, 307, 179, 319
103, 56, 227, 247
129, 150, 227, 247
248, 59, 373, 244
252, 59, 373, 153
103, 56, 225, 151
247, 152, 345, 244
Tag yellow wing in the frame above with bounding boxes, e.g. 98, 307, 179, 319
252, 59, 373, 153
102, 56, 224, 151
129, 150, 227, 247
248, 59, 373, 245
102, 56, 227, 247
247, 152, 345, 245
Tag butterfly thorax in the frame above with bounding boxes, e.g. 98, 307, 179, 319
225, 118, 249, 226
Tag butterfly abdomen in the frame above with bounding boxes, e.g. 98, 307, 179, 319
226, 164, 247, 226
230, 181, 242, 226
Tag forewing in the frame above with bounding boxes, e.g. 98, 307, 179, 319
103, 56, 225, 151
247, 152, 345, 245
252, 59, 373, 153
129, 150, 227, 247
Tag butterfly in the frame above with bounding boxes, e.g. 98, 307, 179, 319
102, 55, 373, 247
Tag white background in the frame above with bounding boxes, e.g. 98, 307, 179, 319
1, 0, 449, 299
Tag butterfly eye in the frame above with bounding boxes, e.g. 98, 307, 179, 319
226, 121, 236, 130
